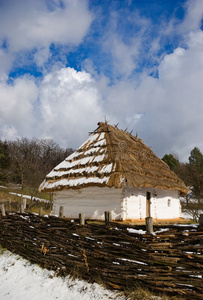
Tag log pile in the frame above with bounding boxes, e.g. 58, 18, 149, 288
0, 213, 203, 299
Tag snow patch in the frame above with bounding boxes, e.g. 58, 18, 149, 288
9, 192, 48, 203
48, 154, 106, 177
94, 139, 106, 147
46, 176, 109, 189
98, 163, 113, 173
127, 228, 146, 234
0, 250, 124, 300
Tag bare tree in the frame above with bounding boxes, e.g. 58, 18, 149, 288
7, 138, 73, 200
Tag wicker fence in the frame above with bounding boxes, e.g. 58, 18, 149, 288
0, 212, 203, 299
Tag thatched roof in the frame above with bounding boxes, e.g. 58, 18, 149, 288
39, 122, 189, 194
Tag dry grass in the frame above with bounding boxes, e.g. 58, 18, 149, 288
126, 287, 186, 300
119, 218, 194, 225
127, 287, 163, 300
28, 205, 51, 215
0, 185, 51, 215
0, 188, 20, 203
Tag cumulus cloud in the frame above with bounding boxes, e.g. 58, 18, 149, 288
39, 68, 104, 148
0, 68, 105, 148
0, 77, 38, 140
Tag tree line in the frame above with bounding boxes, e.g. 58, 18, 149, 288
0, 138, 73, 199
162, 147, 203, 220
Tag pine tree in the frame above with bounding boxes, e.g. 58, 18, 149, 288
0, 140, 10, 183
188, 147, 203, 205
162, 154, 179, 172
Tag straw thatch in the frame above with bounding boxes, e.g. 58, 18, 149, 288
39, 122, 189, 194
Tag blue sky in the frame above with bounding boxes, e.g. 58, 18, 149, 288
0, 0, 203, 161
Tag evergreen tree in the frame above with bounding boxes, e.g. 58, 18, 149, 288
162, 154, 179, 172
0, 140, 10, 183
188, 147, 203, 205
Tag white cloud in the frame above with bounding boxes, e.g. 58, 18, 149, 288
0, 0, 93, 51
101, 11, 151, 78
0, 68, 105, 148
39, 67, 104, 148
34, 47, 51, 67
0, 77, 38, 140
2, 25, 202, 160
99, 0, 203, 82
0, 0, 93, 72
105, 35, 141, 78
101, 30, 203, 161
179, 0, 203, 33
0, 50, 14, 81
0, 0, 203, 163
0, 125, 18, 141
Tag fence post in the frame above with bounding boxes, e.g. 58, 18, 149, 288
105, 211, 108, 225
9, 199, 11, 211
23, 198, 26, 210
108, 211, 112, 222
199, 214, 203, 230
59, 206, 64, 218
79, 213, 85, 225
0, 204, 6, 216
105, 211, 112, 225
200, 214, 203, 245
39, 207, 43, 217
20, 202, 24, 213
145, 217, 153, 234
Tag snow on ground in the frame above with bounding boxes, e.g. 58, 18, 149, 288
8, 192, 49, 203
181, 210, 203, 220
0, 250, 124, 300
127, 228, 171, 235
127, 228, 146, 234
0, 186, 48, 203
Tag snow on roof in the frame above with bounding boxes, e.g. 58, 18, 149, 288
39, 122, 189, 194
44, 176, 110, 190
40, 129, 115, 191
48, 154, 106, 177
98, 163, 113, 174
94, 138, 106, 147
48, 163, 114, 180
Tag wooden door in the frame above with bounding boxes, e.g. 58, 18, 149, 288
146, 191, 151, 217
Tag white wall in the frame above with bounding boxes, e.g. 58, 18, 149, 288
52, 186, 122, 220
124, 186, 181, 220
52, 185, 181, 220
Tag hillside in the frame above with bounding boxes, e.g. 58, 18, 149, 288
0, 249, 124, 300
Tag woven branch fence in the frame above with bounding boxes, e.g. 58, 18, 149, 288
0, 212, 203, 300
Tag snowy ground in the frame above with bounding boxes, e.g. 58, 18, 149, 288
0, 250, 125, 300
0, 185, 49, 203
9, 192, 49, 203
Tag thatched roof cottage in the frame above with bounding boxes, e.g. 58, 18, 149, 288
39, 122, 189, 220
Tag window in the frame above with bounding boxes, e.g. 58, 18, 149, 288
168, 199, 171, 207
